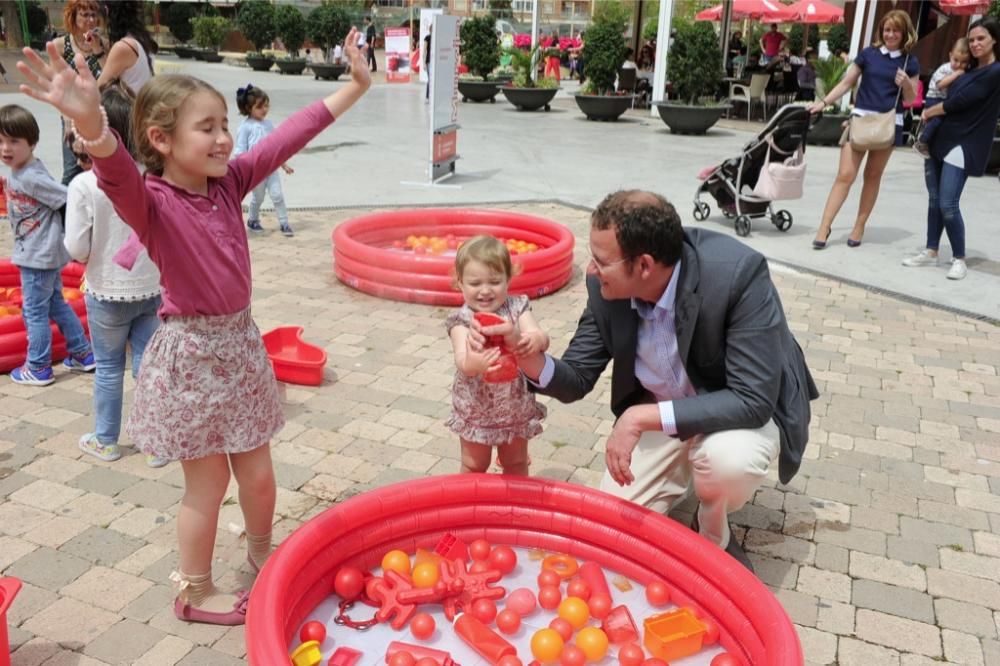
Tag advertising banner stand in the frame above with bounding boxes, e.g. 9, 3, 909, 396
384, 27, 411, 83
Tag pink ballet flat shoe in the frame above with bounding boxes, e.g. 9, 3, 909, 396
173, 589, 249, 626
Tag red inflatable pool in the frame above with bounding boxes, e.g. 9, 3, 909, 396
332, 209, 576, 306
0, 259, 88, 373
245, 476, 802, 665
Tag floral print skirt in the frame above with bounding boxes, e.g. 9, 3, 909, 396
126, 308, 284, 461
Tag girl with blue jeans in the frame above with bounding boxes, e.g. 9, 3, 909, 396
64, 84, 166, 466
903, 18, 1000, 281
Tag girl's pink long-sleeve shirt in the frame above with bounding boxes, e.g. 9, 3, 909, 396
92, 100, 334, 317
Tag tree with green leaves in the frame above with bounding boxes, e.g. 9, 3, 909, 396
582, 1, 630, 95
825, 23, 849, 55
306, 2, 350, 54
275, 4, 306, 57
192, 16, 230, 51
237, 0, 276, 53
668, 20, 722, 105
461, 15, 500, 81
788, 23, 820, 55
490, 0, 513, 20
164, 2, 196, 44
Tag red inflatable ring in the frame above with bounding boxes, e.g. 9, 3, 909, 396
245, 476, 802, 665
333, 209, 576, 306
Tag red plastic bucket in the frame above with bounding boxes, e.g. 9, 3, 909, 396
0, 577, 22, 666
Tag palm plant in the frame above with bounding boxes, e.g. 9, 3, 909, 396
814, 56, 848, 109
506, 45, 557, 88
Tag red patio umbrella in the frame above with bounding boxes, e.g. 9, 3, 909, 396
696, 0, 797, 22
938, 0, 991, 15
784, 0, 844, 23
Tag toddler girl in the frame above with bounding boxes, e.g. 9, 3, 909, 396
18, 29, 370, 625
63, 82, 164, 467
234, 84, 294, 236
446, 235, 548, 476
914, 38, 970, 158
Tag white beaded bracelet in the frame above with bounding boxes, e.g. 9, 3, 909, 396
70, 106, 109, 148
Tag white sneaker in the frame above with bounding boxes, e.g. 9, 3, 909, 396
146, 454, 170, 468
902, 250, 939, 267
947, 259, 968, 280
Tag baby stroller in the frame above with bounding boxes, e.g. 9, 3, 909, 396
693, 104, 812, 237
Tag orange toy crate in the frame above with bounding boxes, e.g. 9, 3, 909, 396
643, 607, 707, 661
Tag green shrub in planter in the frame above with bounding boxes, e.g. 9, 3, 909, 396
192, 16, 230, 52
275, 4, 306, 57
814, 55, 848, 104
237, 0, 276, 54
461, 15, 500, 81
825, 23, 849, 55
788, 23, 819, 55
165, 2, 196, 44
505, 46, 557, 88
668, 20, 722, 104
581, 2, 630, 95
306, 3, 350, 57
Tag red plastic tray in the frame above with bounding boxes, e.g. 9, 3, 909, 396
261, 326, 327, 387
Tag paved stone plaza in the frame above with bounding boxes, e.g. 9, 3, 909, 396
1, 54, 999, 664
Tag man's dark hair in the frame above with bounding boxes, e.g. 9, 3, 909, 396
591, 190, 683, 267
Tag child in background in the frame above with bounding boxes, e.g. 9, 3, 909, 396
18, 29, 370, 625
797, 50, 817, 101
446, 236, 548, 476
64, 82, 164, 467
235, 84, 294, 236
914, 38, 970, 158
1, 104, 95, 386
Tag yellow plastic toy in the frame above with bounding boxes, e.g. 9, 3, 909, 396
290, 640, 323, 666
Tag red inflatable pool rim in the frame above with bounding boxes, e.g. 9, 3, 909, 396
245, 476, 802, 665
333, 209, 576, 306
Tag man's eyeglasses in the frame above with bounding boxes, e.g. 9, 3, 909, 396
587, 249, 630, 273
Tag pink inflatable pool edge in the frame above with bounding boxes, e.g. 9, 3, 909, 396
245, 476, 802, 665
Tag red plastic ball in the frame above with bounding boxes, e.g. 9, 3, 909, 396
416, 658, 439, 666
538, 584, 562, 610
333, 566, 365, 601
588, 593, 612, 619
469, 538, 492, 561
711, 654, 740, 666
388, 652, 416, 666
641, 660, 669, 666
471, 598, 498, 624
489, 545, 517, 575
559, 644, 587, 666
617, 643, 645, 666
497, 657, 523, 666
298, 620, 326, 644
469, 560, 491, 574
496, 609, 521, 635
548, 617, 574, 642
506, 588, 537, 616
537, 570, 562, 588
566, 578, 591, 601
645, 580, 671, 606
702, 616, 720, 645
410, 613, 436, 641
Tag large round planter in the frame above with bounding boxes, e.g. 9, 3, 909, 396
500, 86, 559, 112
807, 113, 849, 146
201, 51, 224, 63
309, 63, 347, 81
173, 46, 196, 59
190, 48, 208, 61
245, 55, 274, 72
987, 137, 1000, 173
574, 93, 635, 121
458, 80, 501, 103
276, 59, 307, 75
654, 102, 729, 135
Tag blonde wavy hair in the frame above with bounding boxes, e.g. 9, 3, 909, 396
452, 235, 520, 287
874, 9, 918, 54
132, 75, 227, 176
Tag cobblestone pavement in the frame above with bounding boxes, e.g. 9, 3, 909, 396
2, 203, 999, 665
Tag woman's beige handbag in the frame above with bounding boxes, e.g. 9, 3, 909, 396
849, 55, 909, 152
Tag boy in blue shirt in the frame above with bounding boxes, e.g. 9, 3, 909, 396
1, 104, 94, 386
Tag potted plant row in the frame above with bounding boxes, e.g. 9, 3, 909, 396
655, 20, 728, 134
191, 16, 230, 63
458, 15, 502, 102
274, 4, 307, 75
305, 3, 350, 80
501, 46, 559, 111
237, 0, 276, 71
807, 56, 851, 145
574, 2, 634, 121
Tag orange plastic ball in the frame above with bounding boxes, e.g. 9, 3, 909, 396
566, 578, 591, 601
587, 593, 612, 619
548, 617, 573, 642
381, 549, 411, 577
559, 644, 587, 666
471, 598, 498, 624
489, 545, 518, 575
538, 585, 562, 610
537, 570, 562, 588
410, 612, 435, 640
644, 580, 671, 606
618, 643, 645, 666
469, 538, 492, 561
575, 627, 609, 661
557, 596, 590, 629
530, 628, 565, 663
411, 561, 439, 588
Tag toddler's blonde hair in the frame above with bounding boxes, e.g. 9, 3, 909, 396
951, 37, 970, 58
453, 235, 520, 286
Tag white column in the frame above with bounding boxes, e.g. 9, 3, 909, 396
650, 0, 674, 117
845, 0, 868, 112
531, 0, 540, 82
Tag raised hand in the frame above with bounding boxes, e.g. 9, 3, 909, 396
342, 28, 372, 88
17, 40, 102, 129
